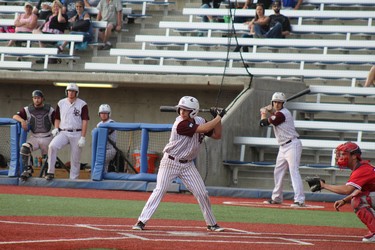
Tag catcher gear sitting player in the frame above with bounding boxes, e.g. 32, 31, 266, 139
311, 142, 375, 243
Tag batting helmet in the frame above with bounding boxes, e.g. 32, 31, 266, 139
65, 83, 79, 97
271, 92, 287, 103
176, 96, 199, 118
335, 141, 362, 168
32, 90, 44, 98
98, 104, 111, 117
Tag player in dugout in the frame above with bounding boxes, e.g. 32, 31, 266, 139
132, 96, 225, 232
319, 142, 375, 243
13, 90, 55, 181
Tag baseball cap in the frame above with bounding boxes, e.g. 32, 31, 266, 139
24, 2, 33, 8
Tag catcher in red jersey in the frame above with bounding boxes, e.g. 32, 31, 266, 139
321, 142, 375, 243
132, 96, 225, 232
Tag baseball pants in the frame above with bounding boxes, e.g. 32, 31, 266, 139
272, 139, 305, 203
138, 154, 218, 226
47, 131, 82, 179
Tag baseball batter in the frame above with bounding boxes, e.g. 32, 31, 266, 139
132, 96, 225, 232
13, 90, 55, 181
322, 142, 375, 243
96, 104, 116, 172
259, 92, 305, 207
45, 83, 89, 180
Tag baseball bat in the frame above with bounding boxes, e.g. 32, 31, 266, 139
286, 88, 311, 102
159, 106, 214, 112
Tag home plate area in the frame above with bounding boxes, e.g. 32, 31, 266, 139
223, 201, 325, 209
0, 219, 367, 248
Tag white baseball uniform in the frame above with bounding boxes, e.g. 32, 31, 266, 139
269, 107, 305, 204
97, 119, 116, 172
47, 97, 89, 179
137, 115, 219, 226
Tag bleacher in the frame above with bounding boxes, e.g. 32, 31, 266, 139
1, 0, 375, 191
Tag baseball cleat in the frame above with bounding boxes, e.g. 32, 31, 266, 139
263, 199, 282, 205
45, 173, 54, 181
362, 233, 375, 243
20, 166, 34, 181
290, 202, 306, 208
132, 221, 145, 230
207, 224, 224, 232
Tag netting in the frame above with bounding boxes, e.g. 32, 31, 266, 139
112, 130, 171, 173
0, 125, 11, 168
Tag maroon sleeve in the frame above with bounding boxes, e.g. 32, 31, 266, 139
16, 108, 27, 120
268, 111, 285, 126
55, 105, 61, 121
176, 120, 198, 137
81, 105, 89, 120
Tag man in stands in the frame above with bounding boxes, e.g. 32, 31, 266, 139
254, 0, 291, 38
96, 0, 123, 50
277, 0, 303, 10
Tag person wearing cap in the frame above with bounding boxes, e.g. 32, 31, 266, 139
33, 0, 54, 20
321, 142, 375, 243
254, 0, 291, 38
7, 2, 38, 47
13, 90, 55, 181
45, 83, 89, 181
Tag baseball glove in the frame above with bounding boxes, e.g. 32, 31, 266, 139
305, 176, 325, 192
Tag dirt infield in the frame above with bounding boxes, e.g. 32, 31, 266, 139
0, 185, 372, 249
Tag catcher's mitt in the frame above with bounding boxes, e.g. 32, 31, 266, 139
305, 176, 325, 192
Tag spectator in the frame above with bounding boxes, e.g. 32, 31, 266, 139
364, 66, 375, 87
63, 0, 78, 20
12, 90, 55, 181
276, 0, 303, 10
96, 104, 116, 173
234, 3, 269, 52
247, 0, 272, 9
321, 142, 375, 243
132, 96, 225, 232
84, 0, 100, 7
45, 83, 89, 181
96, 0, 123, 50
58, 0, 92, 52
33, 0, 54, 20
260, 92, 305, 207
200, 0, 221, 23
34, 0, 68, 64
7, 2, 38, 48
254, 0, 291, 38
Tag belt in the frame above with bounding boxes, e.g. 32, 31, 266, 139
281, 137, 299, 146
168, 155, 189, 164
61, 129, 82, 132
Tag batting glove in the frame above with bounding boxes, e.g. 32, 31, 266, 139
78, 136, 86, 148
52, 128, 60, 137
218, 109, 226, 118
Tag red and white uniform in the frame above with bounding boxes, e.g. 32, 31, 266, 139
47, 97, 89, 179
268, 107, 305, 204
137, 116, 219, 226
347, 161, 375, 235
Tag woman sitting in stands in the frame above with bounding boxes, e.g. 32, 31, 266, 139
7, 2, 38, 47
34, 0, 68, 64
58, 0, 93, 52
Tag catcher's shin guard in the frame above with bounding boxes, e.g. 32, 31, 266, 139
20, 166, 34, 181
356, 207, 375, 234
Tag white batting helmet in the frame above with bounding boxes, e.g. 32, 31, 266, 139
98, 104, 111, 117
271, 92, 286, 103
65, 83, 79, 97
176, 96, 199, 118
